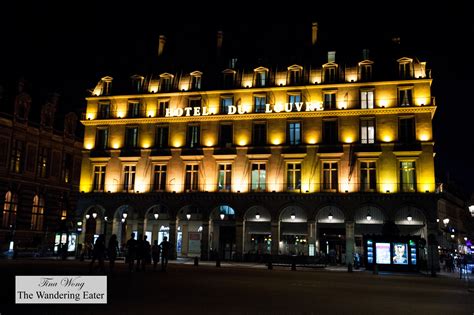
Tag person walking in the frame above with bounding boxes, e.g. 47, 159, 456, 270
159, 236, 171, 272
108, 234, 119, 274
126, 233, 137, 272
142, 235, 151, 272
151, 240, 161, 271
89, 235, 106, 273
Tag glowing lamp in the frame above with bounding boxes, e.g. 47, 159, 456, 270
92, 212, 97, 219
328, 213, 333, 221
366, 213, 372, 221
407, 214, 413, 222
220, 213, 225, 220
122, 212, 128, 219
121, 218, 125, 223
85, 214, 90, 219
290, 213, 296, 221
186, 213, 191, 220
255, 213, 261, 220
154, 213, 159, 220
104, 216, 108, 221
443, 218, 450, 225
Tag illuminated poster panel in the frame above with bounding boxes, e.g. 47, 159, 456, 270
375, 242, 391, 264
392, 243, 408, 265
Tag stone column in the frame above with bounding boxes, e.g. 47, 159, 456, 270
345, 221, 355, 266
169, 220, 177, 259
271, 221, 280, 256
235, 220, 244, 261
200, 222, 210, 260
427, 222, 440, 274
307, 220, 316, 256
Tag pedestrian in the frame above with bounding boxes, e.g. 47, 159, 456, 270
126, 233, 137, 272
151, 240, 160, 271
142, 235, 151, 272
159, 236, 171, 271
136, 234, 144, 271
89, 234, 105, 273
108, 234, 119, 274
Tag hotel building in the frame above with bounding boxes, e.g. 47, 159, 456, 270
77, 25, 441, 267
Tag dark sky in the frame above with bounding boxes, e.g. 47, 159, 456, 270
1, 3, 473, 195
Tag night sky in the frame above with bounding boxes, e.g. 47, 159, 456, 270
1, 3, 473, 196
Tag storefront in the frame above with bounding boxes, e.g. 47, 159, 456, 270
364, 235, 421, 271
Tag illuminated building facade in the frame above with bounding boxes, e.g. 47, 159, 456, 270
0, 81, 83, 253
77, 25, 442, 267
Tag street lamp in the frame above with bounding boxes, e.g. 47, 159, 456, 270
85, 214, 90, 220
366, 213, 372, 221
255, 212, 261, 220
186, 213, 191, 220
121, 218, 125, 223
154, 213, 159, 220
442, 218, 450, 226
122, 212, 128, 219
220, 213, 225, 220
328, 213, 333, 221
92, 212, 97, 219
469, 205, 474, 217
290, 213, 296, 221
407, 214, 413, 222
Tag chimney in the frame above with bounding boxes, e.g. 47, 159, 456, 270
158, 35, 166, 57
217, 31, 224, 56
311, 22, 318, 45
362, 49, 370, 60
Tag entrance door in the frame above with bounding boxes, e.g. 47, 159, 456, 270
319, 227, 346, 264
219, 226, 236, 260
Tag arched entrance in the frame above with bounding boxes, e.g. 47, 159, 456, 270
243, 206, 271, 261
316, 206, 345, 264
144, 205, 170, 246
176, 205, 202, 257
210, 205, 236, 261
112, 205, 136, 247
82, 205, 106, 246
279, 205, 308, 256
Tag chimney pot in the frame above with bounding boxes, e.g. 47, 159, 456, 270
311, 22, 318, 45
158, 35, 166, 57
217, 31, 224, 56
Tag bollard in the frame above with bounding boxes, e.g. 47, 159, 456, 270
194, 256, 199, 267
291, 260, 296, 271
348, 263, 353, 273
268, 261, 273, 270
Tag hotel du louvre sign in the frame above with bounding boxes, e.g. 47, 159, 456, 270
165, 102, 323, 117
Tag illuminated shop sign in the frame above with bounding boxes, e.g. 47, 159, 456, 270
165, 102, 324, 117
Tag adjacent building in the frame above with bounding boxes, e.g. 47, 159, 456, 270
77, 24, 443, 268
0, 81, 83, 254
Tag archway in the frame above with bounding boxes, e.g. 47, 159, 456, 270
315, 205, 345, 264
354, 205, 385, 261
243, 206, 271, 260
144, 205, 170, 246
176, 205, 202, 257
82, 205, 106, 247
112, 205, 136, 247
279, 205, 308, 256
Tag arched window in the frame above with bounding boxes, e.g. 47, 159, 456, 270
31, 195, 45, 230
3, 191, 18, 227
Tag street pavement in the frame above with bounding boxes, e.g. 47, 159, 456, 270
0, 258, 473, 315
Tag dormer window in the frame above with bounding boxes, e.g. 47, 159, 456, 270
323, 64, 338, 83
358, 60, 374, 82
159, 73, 174, 92
287, 65, 303, 85
190, 71, 202, 90
397, 57, 413, 79
254, 67, 269, 87
131, 75, 144, 93
101, 76, 113, 96
222, 69, 236, 89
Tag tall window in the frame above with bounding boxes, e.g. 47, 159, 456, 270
399, 62, 412, 79
359, 64, 372, 81
10, 140, 24, 173
125, 127, 138, 148
288, 94, 302, 105
95, 128, 108, 150
251, 163, 266, 192
93, 165, 106, 192
158, 100, 169, 117
187, 125, 200, 148
322, 120, 338, 144
323, 92, 336, 109
220, 96, 233, 114
252, 123, 267, 146
185, 164, 199, 192
218, 164, 232, 191
128, 101, 140, 118
324, 66, 337, 83
189, 98, 202, 115
132, 76, 143, 92
399, 88, 413, 106
360, 90, 374, 109
288, 69, 301, 85
223, 72, 235, 88
255, 71, 267, 87
37, 147, 51, 178
360, 162, 376, 192
254, 95, 266, 113
123, 165, 136, 192
31, 195, 44, 231
399, 117, 415, 143
160, 77, 172, 92
153, 164, 167, 191
360, 119, 375, 144
287, 163, 301, 191
322, 162, 338, 191
155, 125, 169, 148
219, 124, 233, 147
2, 191, 17, 228
191, 75, 202, 90
287, 122, 301, 145
98, 102, 110, 119
400, 161, 416, 192
62, 153, 73, 183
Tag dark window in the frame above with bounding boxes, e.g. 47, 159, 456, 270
98, 103, 110, 119
191, 76, 201, 90
155, 126, 169, 148
62, 153, 73, 183
322, 120, 338, 144
289, 70, 301, 85
95, 128, 108, 150
125, 127, 138, 148
25, 144, 36, 172
128, 101, 140, 118
189, 99, 202, 115
399, 63, 412, 79
37, 147, 51, 178
323, 93, 336, 109
220, 97, 233, 114
399, 89, 413, 106
360, 162, 376, 192
223, 73, 235, 88
10, 140, 24, 173
161, 77, 172, 92
399, 118, 415, 143
93, 165, 106, 191
255, 71, 267, 87
187, 125, 200, 148
252, 123, 267, 146
322, 162, 338, 191
324, 67, 336, 83
359, 65, 372, 81
185, 164, 199, 191
287, 122, 301, 145
254, 96, 266, 113
158, 100, 169, 117
0, 137, 9, 167
219, 124, 233, 147
153, 165, 167, 191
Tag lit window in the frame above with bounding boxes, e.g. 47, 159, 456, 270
190, 72, 202, 90
37, 147, 51, 178
187, 125, 200, 148
360, 119, 375, 144
360, 90, 374, 109
218, 164, 232, 191
2, 191, 17, 228
220, 96, 233, 114
31, 195, 44, 231
287, 163, 301, 191
254, 95, 266, 113
287, 122, 301, 145
398, 88, 413, 106
93, 165, 106, 192
185, 164, 199, 192
251, 163, 266, 192
10, 140, 24, 174
400, 161, 416, 192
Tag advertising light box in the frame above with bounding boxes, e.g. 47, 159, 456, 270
375, 242, 391, 264
392, 243, 408, 265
